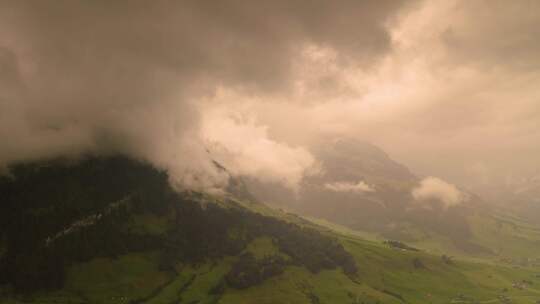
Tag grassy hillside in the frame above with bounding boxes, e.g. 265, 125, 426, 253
302, 201, 540, 264
2, 215, 539, 304
366, 211, 540, 263
1, 156, 539, 304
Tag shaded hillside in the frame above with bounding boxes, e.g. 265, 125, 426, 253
0, 156, 355, 295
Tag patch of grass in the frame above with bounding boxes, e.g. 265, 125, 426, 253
303, 216, 380, 242
128, 213, 172, 236
469, 213, 540, 259
143, 266, 196, 304
219, 266, 401, 304
0, 290, 85, 304
245, 237, 289, 261
179, 259, 233, 304
63, 252, 170, 304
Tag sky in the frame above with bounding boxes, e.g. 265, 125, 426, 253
1, 0, 539, 198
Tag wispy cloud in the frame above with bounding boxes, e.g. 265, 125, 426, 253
324, 181, 375, 193
412, 177, 465, 208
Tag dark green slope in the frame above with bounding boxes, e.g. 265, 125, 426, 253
1, 156, 539, 304
0, 156, 355, 303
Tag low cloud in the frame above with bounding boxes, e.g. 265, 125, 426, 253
202, 106, 318, 190
324, 181, 375, 193
0, 1, 409, 192
2, 1, 539, 198
412, 177, 465, 208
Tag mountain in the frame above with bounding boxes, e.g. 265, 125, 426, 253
0, 156, 358, 302
1, 156, 540, 304
246, 139, 471, 241
245, 138, 416, 216
245, 138, 540, 259
299, 138, 419, 232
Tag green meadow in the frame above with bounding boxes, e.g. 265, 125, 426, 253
3, 204, 539, 304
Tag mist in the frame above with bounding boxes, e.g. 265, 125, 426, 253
1, 0, 540, 200
0, 0, 414, 191
324, 181, 375, 193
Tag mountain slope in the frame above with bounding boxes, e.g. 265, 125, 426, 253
1, 156, 539, 304
245, 138, 540, 260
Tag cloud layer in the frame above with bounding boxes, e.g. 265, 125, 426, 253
0, 0, 409, 190
324, 181, 375, 193
237, 0, 540, 198
1, 1, 539, 198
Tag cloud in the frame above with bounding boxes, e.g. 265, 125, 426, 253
201, 105, 318, 190
2, 0, 539, 198
241, 0, 540, 197
0, 1, 410, 190
412, 177, 465, 208
324, 181, 375, 193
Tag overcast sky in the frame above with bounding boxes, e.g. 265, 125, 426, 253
1, 0, 539, 196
